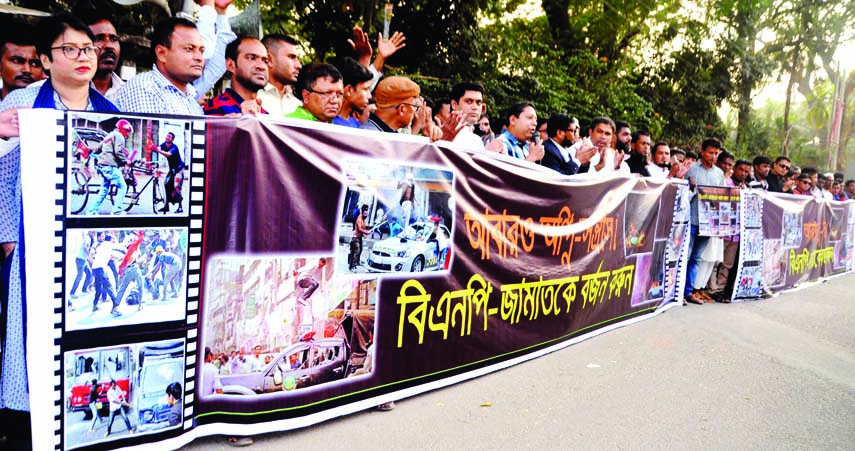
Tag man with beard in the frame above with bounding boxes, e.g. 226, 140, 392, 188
81, 4, 234, 103
626, 130, 652, 176
646, 141, 685, 179
0, 32, 44, 100
572, 117, 629, 175
614, 120, 632, 157
540, 113, 579, 175
565, 117, 580, 146
204, 37, 268, 115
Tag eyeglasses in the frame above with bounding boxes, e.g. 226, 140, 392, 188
798, 180, 811, 184
779, 164, 791, 170
51, 45, 101, 60
307, 89, 344, 101
399, 103, 422, 112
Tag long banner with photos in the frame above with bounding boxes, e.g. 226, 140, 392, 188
16, 110, 849, 450
732, 189, 855, 300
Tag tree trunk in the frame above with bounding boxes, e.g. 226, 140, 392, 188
781, 43, 801, 157
836, 71, 854, 171
736, 77, 752, 151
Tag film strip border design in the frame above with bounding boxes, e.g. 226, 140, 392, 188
50, 114, 68, 450
46, 113, 208, 450
847, 204, 855, 272
731, 190, 764, 301
182, 119, 207, 431
668, 183, 691, 303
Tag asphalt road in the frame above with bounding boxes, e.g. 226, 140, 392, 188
182, 274, 855, 451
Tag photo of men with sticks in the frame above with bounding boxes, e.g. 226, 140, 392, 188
65, 228, 188, 331
337, 159, 455, 275
68, 112, 189, 216
201, 256, 377, 399
63, 339, 185, 449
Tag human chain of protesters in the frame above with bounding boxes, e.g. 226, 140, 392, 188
0, 2, 852, 437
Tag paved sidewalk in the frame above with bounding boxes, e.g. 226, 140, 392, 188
183, 274, 855, 451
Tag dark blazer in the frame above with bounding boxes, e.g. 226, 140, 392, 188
541, 139, 579, 176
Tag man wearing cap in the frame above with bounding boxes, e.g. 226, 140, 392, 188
84, 119, 133, 216
285, 63, 343, 123
360, 76, 442, 140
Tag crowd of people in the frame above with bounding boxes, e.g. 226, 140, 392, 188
0, 3, 852, 447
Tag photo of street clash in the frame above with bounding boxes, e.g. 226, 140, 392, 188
67, 112, 190, 216
63, 339, 185, 449
337, 159, 455, 275
201, 256, 377, 398
65, 228, 188, 331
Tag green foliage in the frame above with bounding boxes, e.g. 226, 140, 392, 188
8, 0, 852, 164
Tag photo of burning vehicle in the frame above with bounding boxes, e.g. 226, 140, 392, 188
63, 339, 184, 449
201, 256, 377, 399
337, 159, 455, 275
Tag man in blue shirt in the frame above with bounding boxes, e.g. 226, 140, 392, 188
683, 137, 725, 305
333, 57, 373, 128
498, 102, 544, 163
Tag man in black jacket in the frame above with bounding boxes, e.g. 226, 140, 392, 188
767, 156, 794, 193
626, 130, 652, 176
540, 113, 579, 175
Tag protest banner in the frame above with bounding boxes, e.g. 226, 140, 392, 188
732, 189, 854, 301
697, 185, 740, 237
12, 110, 737, 450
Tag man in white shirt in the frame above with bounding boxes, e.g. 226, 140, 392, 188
569, 117, 628, 175
104, 380, 133, 437
250, 345, 266, 372
683, 138, 725, 305
448, 81, 487, 150
82, 3, 234, 101
258, 34, 303, 116
202, 347, 223, 396
646, 141, 685, 179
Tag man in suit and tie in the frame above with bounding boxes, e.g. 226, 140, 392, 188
540, 114, 580, 175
